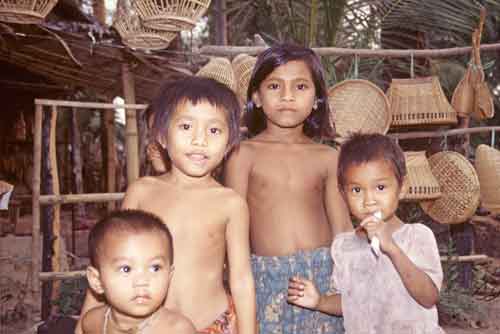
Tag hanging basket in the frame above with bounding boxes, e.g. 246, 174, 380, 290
402, 151, 441, 201
231, 53, 257, 105
196, 57, 237, 92
387, 76, 458, 128
0, 0, 58, 24
475, 144, 500, 214
327, 79, 391, 141
134, 0, 211, 31
113, 5, 177, 51
420, 151, 480, 224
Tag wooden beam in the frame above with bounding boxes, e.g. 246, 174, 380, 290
39, 270, 86, 281
199, 42, 500, 58
39, 193, 124, 205
32, 104, 42, 294
35, 99, 147, 110
122, 63, 140, 183
388, 126, 500, 140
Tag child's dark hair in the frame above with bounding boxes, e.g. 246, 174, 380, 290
150, 76, 241, 164
245, 43, 334, 140
88, 209, 173, 268
337, 133, 407, 192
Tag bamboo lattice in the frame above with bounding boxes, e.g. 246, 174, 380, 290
0, 0, 57, 24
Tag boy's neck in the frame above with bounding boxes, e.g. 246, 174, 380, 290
159, 169, 217, 188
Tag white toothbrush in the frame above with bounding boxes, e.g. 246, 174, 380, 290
371, 211, 382, 257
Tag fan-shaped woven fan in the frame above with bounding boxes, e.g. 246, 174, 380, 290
420, 151, 480, 224
231, 54, 256, 104
0, 0, 57, 24
327, 79, 391, 141
388, 76, 458, 128
134, 0, 211, 31
402, 151, 441, 201
196, 57, 237, 92
475, 144, 500, 214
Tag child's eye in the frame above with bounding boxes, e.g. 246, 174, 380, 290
377, 185, 386, 191
268, 83, 280, 90
351, 186, 361, 193
297, 83, 308, 90
180, 123, 191, 130
209, 127, 222, 135
150, 264, 162, 272
119, 265, 131, 273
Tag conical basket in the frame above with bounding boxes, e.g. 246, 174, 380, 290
196, 57, 237, 92
113, 3, 177, 51
232, 54, 257, 105
475, 144, 500, 214
387, 76, 458, 128
327, 79, 391, 141
134, 0, 211, 31
0, 0, 57, 24
420, 151, 480, 224
402, 151, 441, 201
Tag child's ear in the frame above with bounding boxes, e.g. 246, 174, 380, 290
86, 266, 105, 295
251, 91, 262, 108
399, 176, 409, 200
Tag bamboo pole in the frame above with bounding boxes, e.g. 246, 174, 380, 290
122, 63, 140, 183
35, 99, 147, 110
199, 42, 500, 57
440, 254, 489, 263
32, 104, 42, 294
388, 126, 500, 140
39, 270, 86, 281
102, 110, 117, 211
39, 193, 124, 205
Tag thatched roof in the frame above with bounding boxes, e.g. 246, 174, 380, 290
0, 0, 194, 103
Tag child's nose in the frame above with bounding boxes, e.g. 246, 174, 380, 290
133, 271, 150, 287
280, 85, 295, 101
191, 128, 207, 146
363, 191, 377, 206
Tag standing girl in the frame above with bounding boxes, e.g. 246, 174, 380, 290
224, 44, 351, 334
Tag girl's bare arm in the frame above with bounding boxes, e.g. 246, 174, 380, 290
223, 144, 252, 197
226, 195, 257, 334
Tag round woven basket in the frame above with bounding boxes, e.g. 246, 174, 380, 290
420, 151, 480, 224
231, 54, 257, 104
0, 0, 58, 24
475, 144, 500, 214
113, 6, 177, 51
402, 151, 442, 201
134, 0, 211, 31
387, 76, 458, 128
327, 79, 391, 141
196, 57, 237, 92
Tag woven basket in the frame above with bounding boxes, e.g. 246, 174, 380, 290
402, 151, 442, 201
475, 145, 500, 214
231, 54, 257, 104
113, 6, 177, 51
0, 0, 57, 24
134, 0, 211, 31
327, 79, 391, 141
387, 76, 458, 128
196, 57, 237, 92
420, 151, 480, 224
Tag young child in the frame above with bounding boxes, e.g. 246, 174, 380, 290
224, 44, 351, 333
77, 76, 256, 334
288, 133, 445, 334
81, 209, 196, 334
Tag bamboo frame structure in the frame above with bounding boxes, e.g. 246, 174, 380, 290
32, 100, 146, 298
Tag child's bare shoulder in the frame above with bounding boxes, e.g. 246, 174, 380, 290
154, 308, 196, 333
212, 185, 248, 210
81, 305, 106, 333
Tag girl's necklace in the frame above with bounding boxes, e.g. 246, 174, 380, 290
103, 307, 159, 334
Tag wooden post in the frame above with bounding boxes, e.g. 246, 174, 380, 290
71, 108, 86, 219
102, 110, 117, 211
122, 63, 139, 184
32, 104, 42, 294
214, 0, 227, 45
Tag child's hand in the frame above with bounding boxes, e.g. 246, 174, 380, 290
287, 276, 320, 310
359, 214, 395, 254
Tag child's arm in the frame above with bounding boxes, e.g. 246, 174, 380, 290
226, 194, 257, 334
153, 308, 197, 334
121, 179, 146, 209
75, 288, 105, 334
325, 150, 352, 235
79, 304, 105, 334
362, 218, 440, 308
223, 145, 252, 198
287, 277, 342, 315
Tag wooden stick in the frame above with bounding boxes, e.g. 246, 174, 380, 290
32, 104, 42, 294
39, 270, 86, 281
35, 99, 147, 110
122, 62, 140, 183
388, 126, 500, 140
440, 254, 489, 263
39, 193, 125, 205
199, 42, 500, 58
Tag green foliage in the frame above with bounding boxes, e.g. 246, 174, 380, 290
51, 278, 88, 316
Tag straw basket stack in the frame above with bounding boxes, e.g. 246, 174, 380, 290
232, 54, 257, 105
475, 145, 500, 214
420, 151, 480, 224
134, 0, 211, 31
327, 79, 391, 141
0, 0, 57, 24
402, 151, 441, 201
387, 76, 458, 128
113, 5, 177, 51
196, 57, 237, 92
